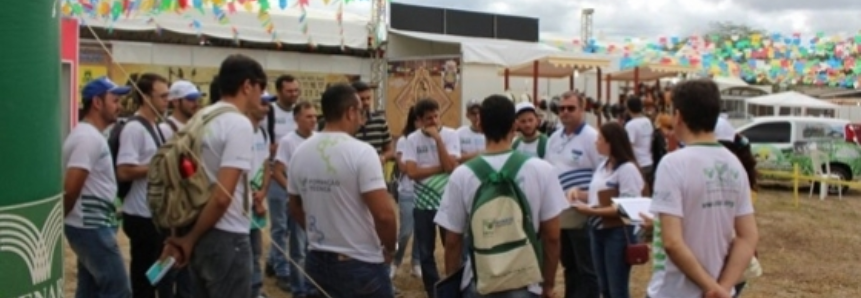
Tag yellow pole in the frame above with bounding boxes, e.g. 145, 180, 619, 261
793, 163, 800, 208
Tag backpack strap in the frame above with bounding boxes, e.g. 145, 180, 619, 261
129, 116, 166, 146
266, 106, 276, 145
202, 105, 239, 125
166, 119, 179, 133
537, 134, 548, 159
512, 138, 522, 150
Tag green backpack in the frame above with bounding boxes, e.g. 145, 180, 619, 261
465, 152, 544, 295
512, 134, 548, 158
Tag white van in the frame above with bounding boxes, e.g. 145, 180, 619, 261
737, 116, 861, 192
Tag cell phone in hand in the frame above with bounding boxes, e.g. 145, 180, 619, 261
146, 256, 176, 285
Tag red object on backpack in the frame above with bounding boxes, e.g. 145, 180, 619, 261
180, 156, 196, 178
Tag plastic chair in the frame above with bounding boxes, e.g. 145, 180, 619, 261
807, 149, 843, 200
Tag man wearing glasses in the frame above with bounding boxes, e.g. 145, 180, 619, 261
544, 91, 602, 298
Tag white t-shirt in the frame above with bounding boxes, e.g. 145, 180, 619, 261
513, 135, 546, 158
158, 116, 185, 140
625, 117, 654, 167
435, 152, 568, 294
275, 131, 312, 174
586, 161, 644, 228
250, 128, 269, 191
286, 132, 388, 263
117, 120, 162, 217
545, 123, 602, 228
265, 104, 297, 145
714, 117, 736, 142
63, 122, 119, 228
401, 127, 462, 185
199, 102, 255, 234
395, 137, 414, 194
456, 126, 485, 156
647, 144, 754, 298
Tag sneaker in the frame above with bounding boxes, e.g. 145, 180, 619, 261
411, 264, 422, 278
276, 277, 292, 293
264, 263, 275, 277
389, 264, 397, 279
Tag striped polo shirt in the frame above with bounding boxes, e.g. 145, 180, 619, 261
355, 110, 392, 154
545, 122, 602, 228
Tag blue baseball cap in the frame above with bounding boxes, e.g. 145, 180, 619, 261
168, 80, 203, 101
261, 92, 277, 102
82, 77, 131, 102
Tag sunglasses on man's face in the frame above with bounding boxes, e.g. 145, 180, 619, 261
558, 105, 577, 112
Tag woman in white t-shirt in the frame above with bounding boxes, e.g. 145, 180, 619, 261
392, 107, 422, 279
569, 122, 645, 298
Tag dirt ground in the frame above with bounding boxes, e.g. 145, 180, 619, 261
63, 189, 861, 298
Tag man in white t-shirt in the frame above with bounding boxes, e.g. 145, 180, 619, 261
456, 100, 486, 162
247, 92, 276, 298
513, 102, 549, 158
263, 75, 301, 289
435, 95, 567, 297
273, 101, 318, 297
647, 79, 758, 298
63, 77, 131, 298
115, 73, 174, 298
162, 54, 262, 298
624, 96, 655, 188
287, 83, 397, 297
545, 91, 601, 298
714, 116, 736, 142
401, 98, 461, 297
159, 80, 202, 140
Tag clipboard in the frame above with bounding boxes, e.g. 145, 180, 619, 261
434, 265, 465, 298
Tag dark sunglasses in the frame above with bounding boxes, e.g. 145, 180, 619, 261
559, 105, 577, 112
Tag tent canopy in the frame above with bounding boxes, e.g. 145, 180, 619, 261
607, 64, 700, 81
503, 53, 613, 78
746, 91, 839, 109
73, 7, 370, 49
388, 28, 561, 66
712, 76, 750, 88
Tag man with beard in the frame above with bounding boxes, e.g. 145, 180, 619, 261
513, 102, 549, 158
63, 76, 131, 297
159, 80, 202, 140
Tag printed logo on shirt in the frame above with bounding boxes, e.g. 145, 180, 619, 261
416, 144, 437, 154
571, 149, 583, 162
703, 161, 740, 188
276, 117, 289, 124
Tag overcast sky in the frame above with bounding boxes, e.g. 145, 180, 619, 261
327, 0, 861, 40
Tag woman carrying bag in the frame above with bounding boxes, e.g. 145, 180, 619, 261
567, 122, 646, 298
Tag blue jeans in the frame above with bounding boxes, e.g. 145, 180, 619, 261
250, 228, 263, 298
189, 229, 252, 298
305, 250, 394, 298
393, 192, 420, 266
414, 208, 446, 297
590, 226, 634, 298
65, 225, 131, 298
464, 283, 539, 298
266, 183, 291, 278
287, 209, 310, 295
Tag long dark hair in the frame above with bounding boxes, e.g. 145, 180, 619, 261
599, 122, 639, 170
402, 106, 418, 137
719, 134, 758, 191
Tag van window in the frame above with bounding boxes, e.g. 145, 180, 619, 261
740, 121, 791, 143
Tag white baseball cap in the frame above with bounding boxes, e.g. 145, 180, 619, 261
515, 101, 537, 115
168, 80, 203, 101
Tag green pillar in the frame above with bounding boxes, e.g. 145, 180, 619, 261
0, 1, 64, 297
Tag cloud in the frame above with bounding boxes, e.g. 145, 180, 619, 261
328, 0, 861, 40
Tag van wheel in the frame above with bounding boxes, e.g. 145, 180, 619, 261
820, 164, 851, 194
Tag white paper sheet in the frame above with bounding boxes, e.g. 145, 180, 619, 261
612, 198, 653, 223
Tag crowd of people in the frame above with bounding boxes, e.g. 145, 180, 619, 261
62, 53, 759, 298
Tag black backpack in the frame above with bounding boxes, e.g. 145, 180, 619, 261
107, 116, 165, 200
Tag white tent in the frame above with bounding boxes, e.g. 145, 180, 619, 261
746, 91, 839, 116
712, 76, 749, 89
74, 7, 370, 49
746, 91, 838, 109
388, 28, 562, 66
